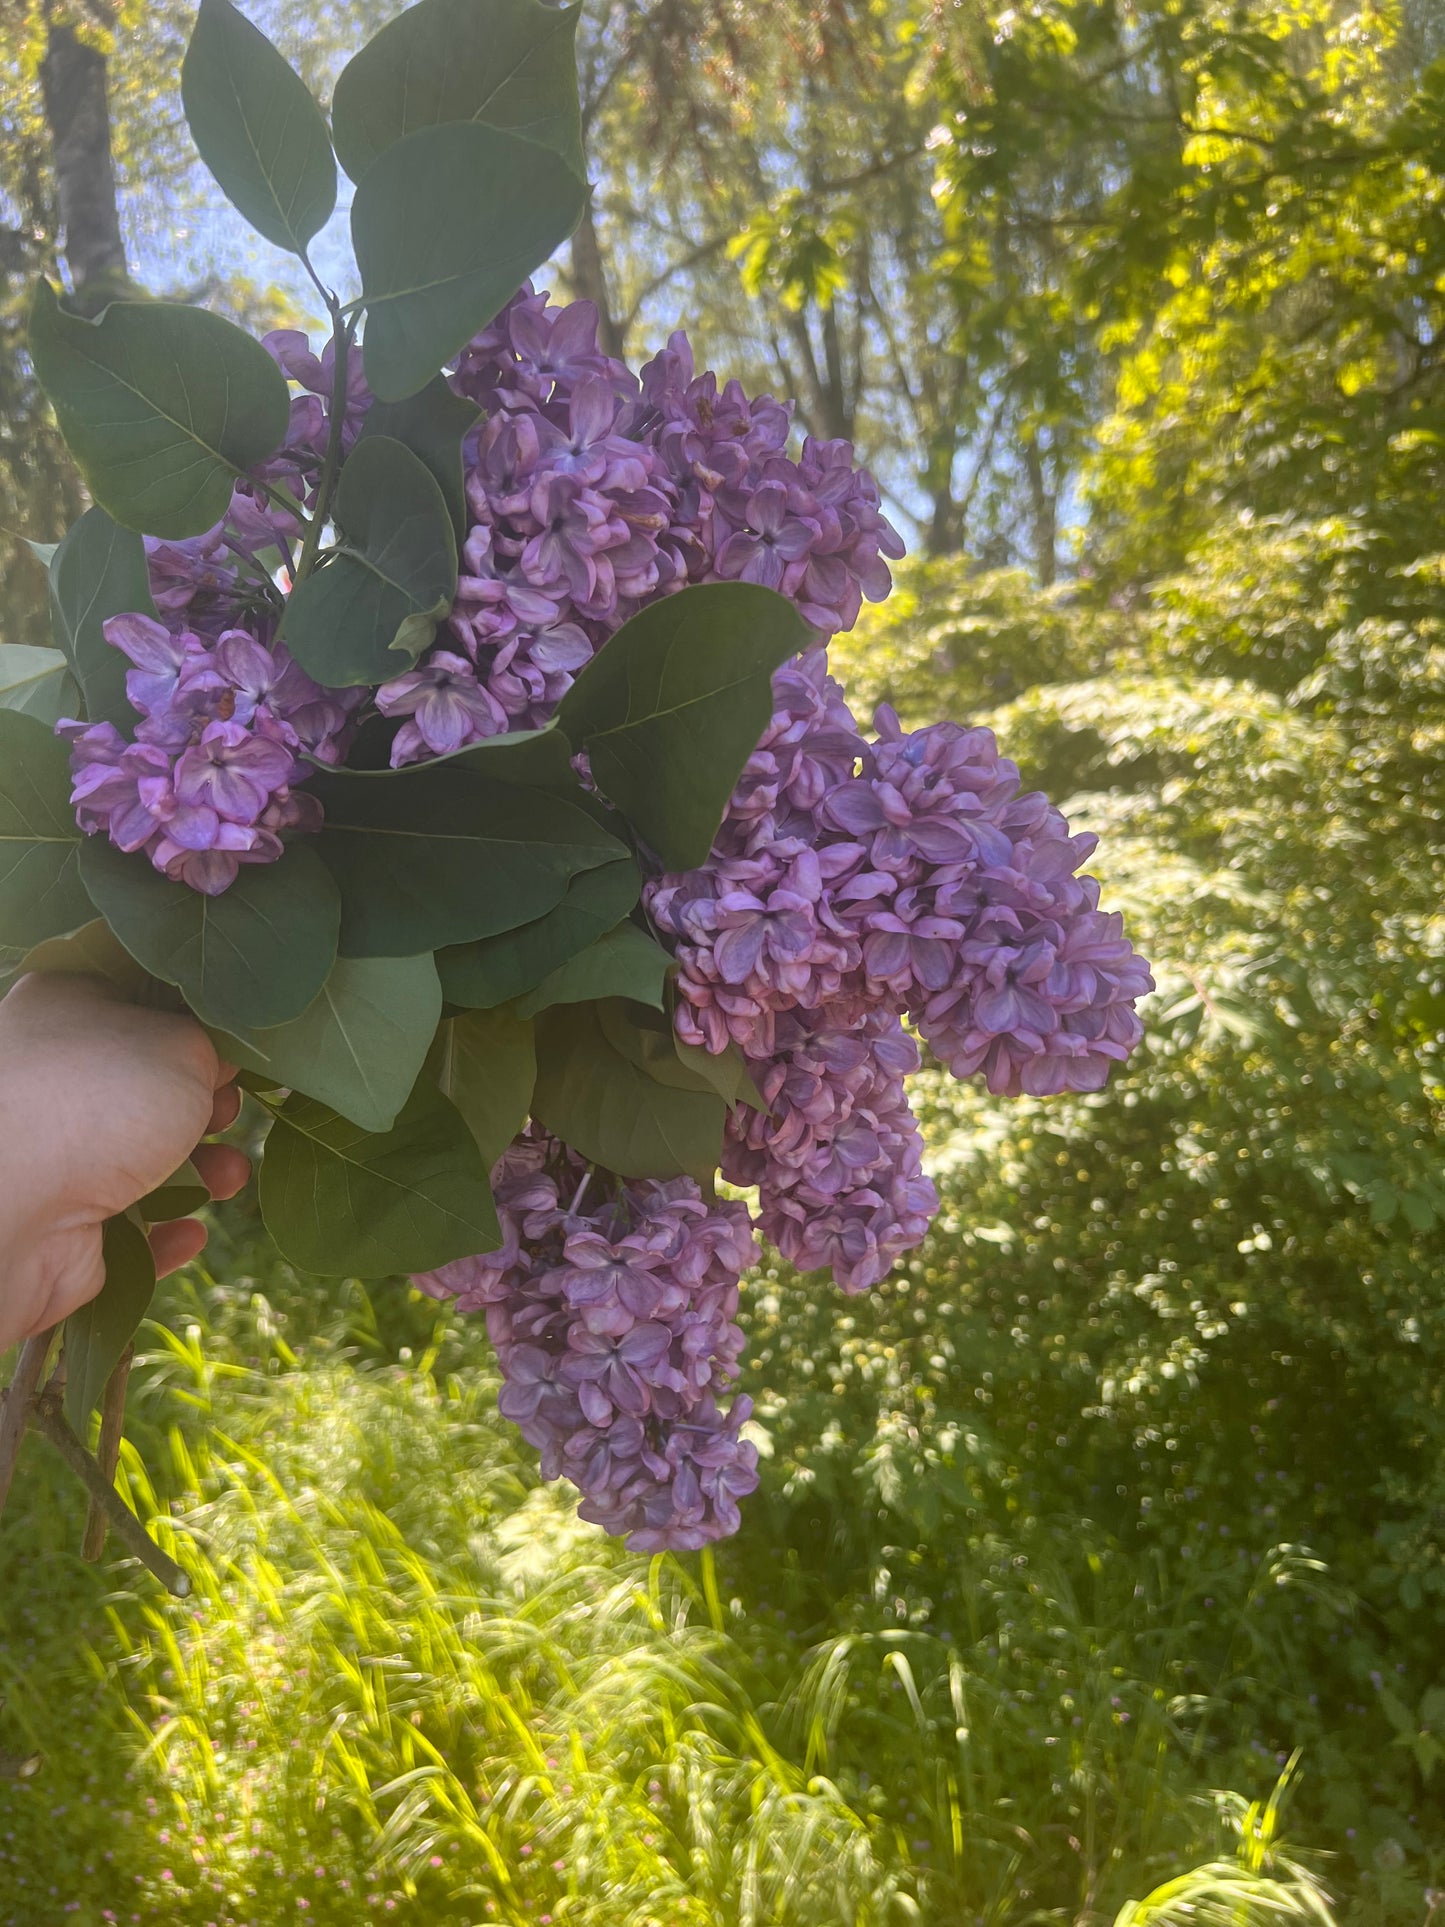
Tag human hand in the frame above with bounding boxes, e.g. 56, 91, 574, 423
0, 973, 251, 1352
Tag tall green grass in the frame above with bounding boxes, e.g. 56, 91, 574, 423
0, 1254, 1338, 1927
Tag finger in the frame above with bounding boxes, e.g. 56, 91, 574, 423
149, 1217, 208, 1280
212, 1056, 238, 1088
207, 1082, 242, 1134
189, 1142, 251, 1202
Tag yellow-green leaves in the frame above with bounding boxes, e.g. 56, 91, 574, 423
181, 0, 337, 256
28, 283, 290, 539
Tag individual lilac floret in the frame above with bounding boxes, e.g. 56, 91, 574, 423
413, 1131, 760, 1552
60, 613, 358, 895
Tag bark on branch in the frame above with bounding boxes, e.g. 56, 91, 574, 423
39, 21, 129, 306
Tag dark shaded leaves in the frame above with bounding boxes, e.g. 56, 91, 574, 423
435, 855, 640, 1007
532, 996, 725, 1180
0, 710, 92, 949
78, 837, 339, 1031
427, 1006, 536, 1169
46, 507, 159, 729
28, 281, 290, 539
281, 436, 457, 686
258, 1082, 499, 1277
63, 1213, 155, 1431
557, 582, 809, 870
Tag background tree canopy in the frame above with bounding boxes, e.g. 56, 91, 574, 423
2, 0, 1444, 1920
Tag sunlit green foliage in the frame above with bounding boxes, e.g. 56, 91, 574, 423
0, 1255, 1337, 1923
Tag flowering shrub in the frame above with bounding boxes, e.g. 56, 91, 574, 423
0, 0, 1148, 1555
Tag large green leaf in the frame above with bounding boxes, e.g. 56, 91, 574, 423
426, 1006, 536, 1169
0, 646, 80, 726
181, 0, 337, 255
28, 280, 291, 539
78, 837, 339, 1031
557, 582, 810, 871
63, 1212, 155, 1432
310, 756, 626, 958
218, 952, 441, 1133
436, 856, 640, 1008
531, 997, 725, 1181
14, 918, 156, 998
353, 122, 587, 403
358, 377, 480, 542
0, 710, 92, 949
332, 0, 584, 181
280, 436, 458, 686
597, 1001, 767, 1111
258, 1082, 499, 1277
515, 920, 672, 1017
47, 507, 159, 729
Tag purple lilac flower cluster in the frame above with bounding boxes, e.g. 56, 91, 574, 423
645, 648, 1153, 1287
375, 286, 905, 759
61, 615, 359, 895
58, 330, 372, 891
414, 1130, 760, 1551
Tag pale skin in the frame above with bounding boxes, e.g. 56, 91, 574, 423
0, 974, 251, 1354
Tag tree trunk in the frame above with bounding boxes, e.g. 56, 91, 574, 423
567, 197, 626, 360
39, 21, 129, 309
1022, 439, 1058, 587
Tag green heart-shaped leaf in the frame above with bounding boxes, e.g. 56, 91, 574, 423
258, 1082, 499, 1277
310, 756, 626, 958
181, 0, 337, 255
357, 376, 480, 543
353, 121, 587, 403
332, 0, 584, 181
436, 856, 641, 1008
0, 646, 80, 726
13, 920, 158, 1004
557, 582, 810, 871
218, 951, 442, 1133
515, 920, 671, 1017
426, 1005, 536, 1169
281, 435, 458, 686
46, 507, 160, 729
532, 997, 725, 1181
0, 710, 92, 950
28, 281, 291, 538
78, 837, 340, 1031
63, 1212, 156, 1432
